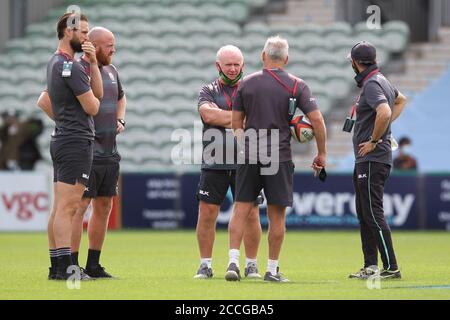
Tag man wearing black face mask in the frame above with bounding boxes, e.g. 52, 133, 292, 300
346, 41, 407, 280
194, 45, 263, 280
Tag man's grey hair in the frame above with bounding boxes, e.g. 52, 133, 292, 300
263, 36, 289, 62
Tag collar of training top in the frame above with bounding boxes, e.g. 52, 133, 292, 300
354, 64, 379, 88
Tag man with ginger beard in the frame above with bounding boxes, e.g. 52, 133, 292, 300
38, 26, 126, 279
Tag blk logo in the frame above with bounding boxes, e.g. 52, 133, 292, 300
199, 190, 210, 197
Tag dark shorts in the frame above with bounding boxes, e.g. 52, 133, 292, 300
50, 139, 93, 186
196, 169, 264, 206
235, 161, 294, 207
83, 161, 120, 198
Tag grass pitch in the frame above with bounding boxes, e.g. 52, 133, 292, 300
0, 230, 449, 300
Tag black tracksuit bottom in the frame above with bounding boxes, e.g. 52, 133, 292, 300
353, 161, 399, 271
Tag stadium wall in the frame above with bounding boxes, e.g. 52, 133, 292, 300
25, 0, 64, 26
0, 0, 63, 51
0, 0, 10, 52
443, 0, 450, 26
336, 0, 447, 42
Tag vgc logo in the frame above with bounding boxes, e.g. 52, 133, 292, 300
1, 192, 49, 221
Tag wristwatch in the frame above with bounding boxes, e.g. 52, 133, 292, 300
118, 119, 126, 127
370, 136, 379, 144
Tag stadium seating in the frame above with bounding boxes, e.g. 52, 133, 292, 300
0, 0, 410, 171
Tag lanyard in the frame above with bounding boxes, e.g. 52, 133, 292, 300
266, 69, 298, 96
219, 80, 239, 110
350, 69, 380, 119
56, 50, 73, 61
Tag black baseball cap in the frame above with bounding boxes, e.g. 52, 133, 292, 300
347, 41, 377, 64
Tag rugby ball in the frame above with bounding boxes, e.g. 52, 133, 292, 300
290, 115, 314, 143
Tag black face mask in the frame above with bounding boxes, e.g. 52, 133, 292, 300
352, 61, 360, 75
354, 63, 379, 88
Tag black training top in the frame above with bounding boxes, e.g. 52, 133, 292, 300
353, 65, 399, 166
79, 58, 124, 163
233, 68, 318, 163
47, 52, 94, 141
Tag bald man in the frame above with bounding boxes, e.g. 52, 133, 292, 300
194, 45, 263, 280
38, 27, 126, 278
69, 27, 126, 278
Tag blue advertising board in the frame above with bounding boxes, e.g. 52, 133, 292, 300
423, 175, 450, 230
121, 174, 184, 229
123, 173, 422, 230
212, 173, 419, 230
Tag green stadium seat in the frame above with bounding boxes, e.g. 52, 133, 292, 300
207, 19, 242, 37
322, 77, 353, 100
288, 49, 315, 67
295, 24, 324, 38
5, 40, 32, 54
374, 47, 390, 66
384, 20, 410, 37
26, 22, 56, 38
383, 21, 410, 53
0, 97, 25, 112
242, 34, 269, 51
0, 71, 15, 83
225, 2, 250, 23
247, 0, 269, 10
270, 25, 303, 38
354, 21, 373, 34
243, 22, 271, 38
355, 31, 388, 50
323, 22, 353, 37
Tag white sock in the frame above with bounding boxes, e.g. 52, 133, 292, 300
246, 258, 257, 267
201, 258, 212, 269
228, 249, 240, 267
267, 259, 278, 276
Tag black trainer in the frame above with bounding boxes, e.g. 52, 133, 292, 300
349, 266, 379, 279
244, 262, 261, 279
85, 264, 114, 279
225, 263, 241, 281
79, 267, 95, 281
379, 269, 401, 279
264, 268, 290, 283
55, 265, 94, 281
48, 267, 57, 280
194, 263, 213, 279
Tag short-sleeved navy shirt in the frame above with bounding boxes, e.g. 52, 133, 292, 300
47, 52, 94, 141
353, 67, 399, 165
79, 58, 124, 163
198, 79, 238, 170
233, 68, 318, 162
